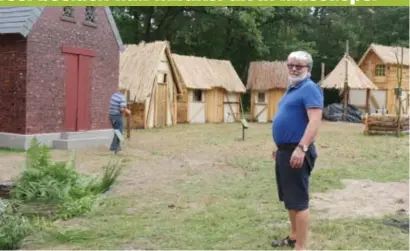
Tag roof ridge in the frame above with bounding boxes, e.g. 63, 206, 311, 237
371, 43, 409, 49
0, 7, 123, 50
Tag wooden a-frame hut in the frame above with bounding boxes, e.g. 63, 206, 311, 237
119, 41, 183, 129
320, 54, 378, 115
356, 43, 409, 114
246, 61, 288, 122
172, 54, 246, 124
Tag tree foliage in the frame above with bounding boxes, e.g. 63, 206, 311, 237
111, 6, 409, 107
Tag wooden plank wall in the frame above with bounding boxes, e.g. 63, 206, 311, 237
177, 88, 189, 123
131, 102, 145, 129
360, 50, 410, 114
206, 88, 224, 123
250, 90, 255, 121
223, 92, 241, 122
250, 89, 285, 122
267, 89, 285, 121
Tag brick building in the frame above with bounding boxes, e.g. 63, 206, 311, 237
0, 6, 123, 149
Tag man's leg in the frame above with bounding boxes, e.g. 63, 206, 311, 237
293, 150, 316, 250
272, 150, 296, 248
283, 156, 312, 251
110, 116, 122, 152
116, 116, 124, 152
109, 116, 117, 151
288, 210, 297, 240
272, 149, 313, 249
293, 208, 309, 250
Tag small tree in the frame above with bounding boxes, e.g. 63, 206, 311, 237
394, 46, 404, 137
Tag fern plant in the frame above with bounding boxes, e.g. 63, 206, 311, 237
10, 138, 124, 221
0, 199, 32, 250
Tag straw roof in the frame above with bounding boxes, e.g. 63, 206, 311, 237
119, 41, 182, 102
172, 54, 246, 93
246, 61, 288, 91
320, 54, 378, 90
358, 43, 409, 66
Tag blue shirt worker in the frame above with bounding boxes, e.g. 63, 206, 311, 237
109, 88, 131, 153
271, 51, 324, 251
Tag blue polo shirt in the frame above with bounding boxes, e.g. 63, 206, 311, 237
272, 77, 323, 145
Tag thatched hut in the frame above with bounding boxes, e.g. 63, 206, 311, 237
119, 41, 182, 129
246, 61, 288, 122
320, 54, 378, 114
356, 43, 409, 114
172, 54, 246, 123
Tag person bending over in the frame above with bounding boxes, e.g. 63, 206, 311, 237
109, 88, 131, 153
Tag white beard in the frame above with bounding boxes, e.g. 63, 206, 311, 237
288, 72, 308, 86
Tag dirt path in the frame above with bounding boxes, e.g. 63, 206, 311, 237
311, 179, 409, 219
0, 147, 124, 183
0, 154, 25, 183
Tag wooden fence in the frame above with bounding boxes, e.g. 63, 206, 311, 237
363, 114, 409, 135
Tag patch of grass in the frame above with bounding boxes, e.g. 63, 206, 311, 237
12, 122, 410, 250
311, 217, 409, 250
0, 199, 32, 250
0, 147, 25, 154
25, 177, 409, 250
311, 161, 408, 193
55, 194, 100, 220
2, 138, 124, 249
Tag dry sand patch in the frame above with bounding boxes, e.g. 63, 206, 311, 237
0, 154, 25, 183
311, 179, 409, 219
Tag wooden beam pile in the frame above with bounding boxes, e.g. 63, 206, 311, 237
363, 114, 409, 135
0, 184, 12, 198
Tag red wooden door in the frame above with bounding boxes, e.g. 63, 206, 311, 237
64, 54, 79, 131
77, 55, 92, 131
63, 46, 94, 132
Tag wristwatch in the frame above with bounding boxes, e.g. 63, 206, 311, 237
298, 144, 308, 153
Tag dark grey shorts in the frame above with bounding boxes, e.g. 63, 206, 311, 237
275, 144, 316, 211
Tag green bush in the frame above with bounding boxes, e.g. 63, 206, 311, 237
1, 138, 124, 250
0, 199, 32, 250
56, 194, 99, 220
10, 138, 124, 220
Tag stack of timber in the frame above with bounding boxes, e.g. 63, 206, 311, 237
363, 114, 409, 135
0, 184, 13, 198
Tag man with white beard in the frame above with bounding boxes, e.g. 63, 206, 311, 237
270, 51, 323, 250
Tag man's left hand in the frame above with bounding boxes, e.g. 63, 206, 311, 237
290, 147, 305, 168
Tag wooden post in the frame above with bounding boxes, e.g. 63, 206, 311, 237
363, 113, 369, 135
343, 40, 349, 121
239, 94, 245, 120
126, 90, 131, 139
407, 91, 409, 114
241, 118, 248, 141
321, 63, 325, 81
396, 46, 404, 137
249, 91, 255, 121
365, 89, 370, 114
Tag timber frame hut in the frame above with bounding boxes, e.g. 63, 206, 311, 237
172, 54, 246, 124
246, 61, 288, 122
320, 54, 378, 114
119, 41, 183, 129
356, 43, 409, 114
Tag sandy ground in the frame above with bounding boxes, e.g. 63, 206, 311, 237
0, 154, 25, 183
311, 179, 409, 219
